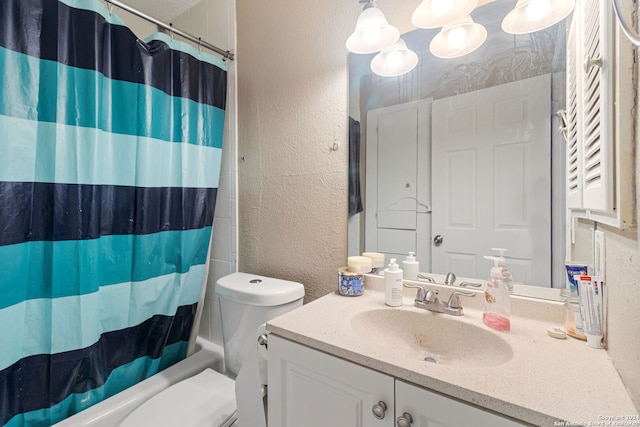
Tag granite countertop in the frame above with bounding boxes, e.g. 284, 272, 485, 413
266, 275, 638, 426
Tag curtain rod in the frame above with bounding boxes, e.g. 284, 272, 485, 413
105, 0, 234, 61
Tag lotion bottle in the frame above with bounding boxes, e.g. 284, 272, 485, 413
384, 258, 403, 307
402, 252, 419, 280
482, 256, 511, 332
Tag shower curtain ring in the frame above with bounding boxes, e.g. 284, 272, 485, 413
107, 2, 113, 15
169, 23, 174, 40
198, 37, 202, 52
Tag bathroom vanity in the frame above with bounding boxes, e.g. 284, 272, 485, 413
266, 276, 638, 426
269, 335, 524, 426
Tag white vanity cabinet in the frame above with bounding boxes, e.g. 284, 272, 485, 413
395, 380, 524, 427
268, 335, 527, 427
268, 334, 394, 426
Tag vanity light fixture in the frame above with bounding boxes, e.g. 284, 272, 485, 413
412, 0, 479, 29
370, 37, 419, 77
346, 1, 400, 54
429, 16, 487, 59
502, 0, 575, 35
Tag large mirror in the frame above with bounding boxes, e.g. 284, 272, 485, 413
347, 0, 569, 292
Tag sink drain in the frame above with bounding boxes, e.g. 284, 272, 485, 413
423, 356, 438, 364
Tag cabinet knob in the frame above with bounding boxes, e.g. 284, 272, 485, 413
371, 401, 387, 419
397, 412, 414, 427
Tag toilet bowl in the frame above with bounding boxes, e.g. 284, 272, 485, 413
119, 273, 304, 427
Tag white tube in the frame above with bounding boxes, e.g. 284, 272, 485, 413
576, 275, 604, 349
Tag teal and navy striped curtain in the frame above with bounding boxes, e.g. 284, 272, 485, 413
0, 0, 227, 425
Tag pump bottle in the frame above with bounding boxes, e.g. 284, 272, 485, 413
402, 252, 419, 281
384, 259, 403, 307
491, 248, 514, 293
483, 256, 511, 332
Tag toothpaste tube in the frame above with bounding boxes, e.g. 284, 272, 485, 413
565, 262, 588, 292
575, 275, 604, 349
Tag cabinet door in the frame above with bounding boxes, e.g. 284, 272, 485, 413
268, 335, 394, 427
395, 380, 527, 427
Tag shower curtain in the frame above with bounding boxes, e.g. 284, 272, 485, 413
0, 0, 227, 425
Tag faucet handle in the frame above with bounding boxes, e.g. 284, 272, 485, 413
458, 281, 483, 288
403, 283, 427, 301
446, 291, 475, 309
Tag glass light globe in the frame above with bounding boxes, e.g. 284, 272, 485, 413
370, 38, 418, 77
362, 26, 382, 46
431, 0, 454, 17
526, 0, 551, 22
385, 49, 403, 70
447, 26, 467, 49
502, 0, 574, 35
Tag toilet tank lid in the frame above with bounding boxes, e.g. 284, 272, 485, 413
215, 272, 305, 306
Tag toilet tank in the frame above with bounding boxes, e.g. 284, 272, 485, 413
215, 272, 304, 376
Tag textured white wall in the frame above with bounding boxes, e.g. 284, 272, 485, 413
597, 9, 640, 404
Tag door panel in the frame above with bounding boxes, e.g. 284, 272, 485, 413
269, 336, 394, 427
396, 380, 526, 427
431, 74, 551, 286
377, 109, 418, 230
365, 99, 433, 270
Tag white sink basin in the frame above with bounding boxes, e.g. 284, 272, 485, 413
350, 309, 513, 367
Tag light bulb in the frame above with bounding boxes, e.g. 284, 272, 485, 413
362, 26, 382, 46
447, 26, 467, 49
526, 0, 550, 22
431, 0, 454, 17
385, 50, 403, 70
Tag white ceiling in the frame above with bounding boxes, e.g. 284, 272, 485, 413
118, 0, 201, 23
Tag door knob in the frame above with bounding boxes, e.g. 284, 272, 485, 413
433, 234, 443, 246
372, 401, 387, 419
397, 412, 413, 427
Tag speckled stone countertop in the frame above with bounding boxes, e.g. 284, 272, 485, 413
266, 275, 638, 427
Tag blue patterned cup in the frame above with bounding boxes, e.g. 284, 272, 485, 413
338, 267, 364, 296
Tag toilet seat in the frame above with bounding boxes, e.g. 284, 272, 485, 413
120, 369, 237, 427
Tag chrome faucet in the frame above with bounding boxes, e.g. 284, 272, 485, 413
403, 284, 476, 316
444, 272, 456, 286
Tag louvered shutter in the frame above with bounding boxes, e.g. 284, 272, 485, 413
580, 0, 614, 212
565, 10, 582, 209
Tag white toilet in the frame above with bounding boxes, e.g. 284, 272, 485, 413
119, 272, 304, 427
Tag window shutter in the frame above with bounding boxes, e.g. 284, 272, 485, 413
565, 11, 582, 209
580, 0, 614, 212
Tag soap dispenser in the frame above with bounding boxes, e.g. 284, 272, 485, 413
402, 252, 419, 280
384, 259, 403, 307
491, 247, 514, 293
483, 256, 511, 332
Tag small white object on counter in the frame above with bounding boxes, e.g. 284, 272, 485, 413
347, 256, 372, 274
362, 252, 385, 274
546, 327, 567, 339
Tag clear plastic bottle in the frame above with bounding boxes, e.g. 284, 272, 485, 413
402, 252, 419, 281
483, 256, 511, 332
384, 258, 403, 307
492, 248, 514, 293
